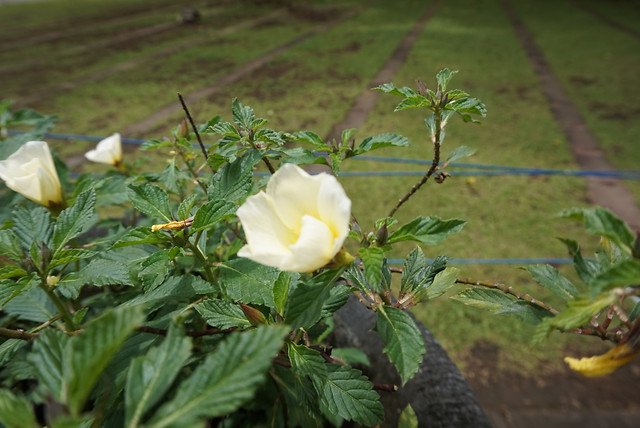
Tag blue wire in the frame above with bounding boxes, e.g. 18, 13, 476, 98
386, 258, 576, 265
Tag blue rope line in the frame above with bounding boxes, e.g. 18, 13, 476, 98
386, 258, 576, 265
9, 130, 640, 180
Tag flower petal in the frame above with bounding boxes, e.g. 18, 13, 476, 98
85, 133, 122, 165
285, 214, 336, 272
267, 163, 323, 230
317, 174, 351, 254
237, 191, 297, 267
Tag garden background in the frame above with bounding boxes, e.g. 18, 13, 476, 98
1, 0, 639, 426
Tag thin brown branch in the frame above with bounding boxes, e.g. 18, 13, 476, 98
177, 92, 208, 160
136, 325, 240, 337
456, 277, 559, 315
0, 327, 37, 341
373, 382, 399, 392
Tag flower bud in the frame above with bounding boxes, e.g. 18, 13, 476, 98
239, 303, 267, 326
0, 140, 63, 207
85, 133, 122, 166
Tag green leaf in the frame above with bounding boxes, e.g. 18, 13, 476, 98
0, 389, 39, 428
208, 155, 255, 202
415, 266, 459, 301
273, 271, 295, 315
294, 131, 331, 150
3, 286, 56, 322
559, 207, 636, 252
123, 275, 212, 309
452, 288, 553, 325
446, 97, 487, 117
358, 246, 385, 291
219, 258, 280, 307
313, 364, 383, 426
398, 405, 418, 428
288, 342, 327, 379
64, 305, 145, 416
590, 259, 640, 294
111, 227, 169, 249
436, 68, 458, 91
127, 184, 172, 222
177, 194, 200, 220
321, 284, 352, 318
376, 305, 425, 385
125, 324, 192, 428
285, 268, 343, 330
352, 133, 410, 156
79, 258, 134, 287
12, 205, 52, 249
194, 299, 251, 329
0, 265, 27, 280
525, 264, 577, 301
445, 145, 476, 163
393, 96, 431, 112
534, 292, 618, 341
49, 248, 96, 269
52, 189, 97, 253
373, 83, 416, 98
331, 348, 370, 366
190, 200, 236, 233
28, 329, 68, 402
388, 216, 466, 246
0, 229, 22, 263
148, 325, 288, 428
559, 238, 598, 285
231, 98, 255, 129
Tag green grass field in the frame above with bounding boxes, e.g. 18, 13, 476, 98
1, 0, 638, 376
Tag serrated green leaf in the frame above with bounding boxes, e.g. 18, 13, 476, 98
208, 155, 254, 203
559, 238, 599, 285
376, 305, 425, 385
123, 275, 212, 309
0, 339, 25, 366
64, 305, 145, 416
3, 286, 56, 322
285, 268, 343, 330
373, 83, 416, 98
231, 98, 255, 129
195, 299, 250, 329
331, 348, 370, 366
0, 275, 37, 308
0, 229, 22, 263
534, 292, 618, 341
127, 184, 172, 223
49, 248, 96, 269
436, 68, 458, 91
148, 325, 288, 428
321, 284, 352, 318
343, 264, 369, 293
190, 200, 236, 233
52, 189, 97, 253
125, 324, 192, 428
294, 131, 331, 150
177, 194, 200, 220
0, 265, 26, 280
452, 288, 554, 325
288, 342, 327, 379
79, 258, 134, 287
111, 227, 169, 249
446, 97, 487, 117
398, 404, 418, 428
0, 389, 39, 428
313, 364, 383, 426
273, 271, 295, 315
416, 266, 459, 301
559, 207, 635, 251
358, 246, 385, 291
28, 329, 68, 402
12, 205, 52, 249
352, 133, 410, 156
393, 96, 431, 112
219, 258, 279, 307
445, 145, 476, 163
525, 264, 577, 301
590, 259, 640, 295
388, 216, 465, 246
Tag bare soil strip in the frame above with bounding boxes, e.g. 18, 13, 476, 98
16, 9, 285, 107
324, 0, 443, 142
121, 6, 366, 139
0, 4, 225, 76
501, 0, 640, 232
0, 1, 192, 52
569, 0, 640, 40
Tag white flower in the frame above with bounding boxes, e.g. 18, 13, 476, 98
237, 163, 351, 273
85, 133, 122, 165
0, 140, 63, 207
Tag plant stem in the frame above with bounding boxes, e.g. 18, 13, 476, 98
387, 109, 442, 218
188, 239, 224, 296
178, 92, 208, 161
39, 283, 76, 331
0, 327, 36, 340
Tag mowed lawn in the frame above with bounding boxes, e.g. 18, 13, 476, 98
1, 0, 639, 375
